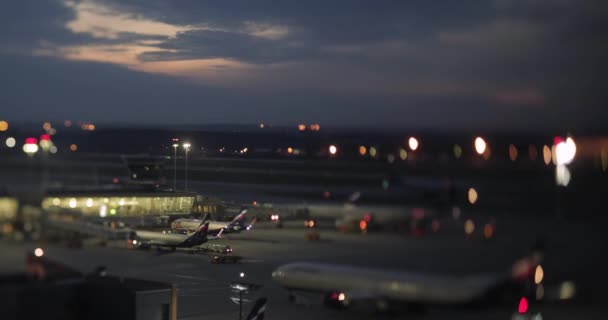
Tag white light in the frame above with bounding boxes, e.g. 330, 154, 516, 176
172, 144, 179, 148
23, 143, 39, 154
49, 145, 58, 154
554, 138, 576, 165
86, 198, 93, 208
183, 143, 191, 150
329, 145, 337, 155
239, 272, 245, 278
555, 165, 571, 186
132, 240, 138, 245
5, 137, 16, 148
408, 137, 419, 151
474, 137, 487, 155
338, 293, 346, 301
69, 198, 77, 208
99, 205, 107, 218
34, 248, 44, 257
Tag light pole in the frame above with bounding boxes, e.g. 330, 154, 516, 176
183, 143, 191, 191
172, 143, 179, 191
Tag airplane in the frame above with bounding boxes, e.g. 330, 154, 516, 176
272, 251, 543, 313
171, 210, 254, 234
132, 221, 219, 251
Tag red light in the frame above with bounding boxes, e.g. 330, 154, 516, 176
412, 208, 425, 220
330, 292, 339, 300
359, 220, 367, 231
363, 213, 372, 223
25, 137, 37, 144
553, 136, 564, 145
40, 134, 51, 141
112, 177, 119, 184
518, 297, 528, 314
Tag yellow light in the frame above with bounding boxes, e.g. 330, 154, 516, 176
329, 145, 337, 155
408, 137, 419, 151
474, 137, 486, 155
259, 123, 265, 129
52, 198, 61, 206
542, 145, 551, 165
359, 145, 367, 156
70, 144, 78, 152
399, 148, 407, 160
464, 219, 475, 235
509, 144, 518, 161
534, 265, 544, 284
298, 124, 306, 131
536, 284, 545, 300
369, 147, 377, 158
453, 144, 462, 159
287, 147, 293, 154
119, 199, 125, 206
468, 188, 478, 204
86, 198, 94, 208
5, 137, 16, 148
43, 122, 52, 131
559, 281, 575, 300
88, 124, 96, 131
338, 293, 345, 301
0, 120, 8, 131
34, 248, 44, 257
69, 198, 77, 208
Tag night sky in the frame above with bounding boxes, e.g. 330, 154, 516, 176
1, 0, 606, 130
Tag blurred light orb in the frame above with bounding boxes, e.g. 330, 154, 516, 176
23, 143, 39, 154
338, 293, 346, 301
297, 124, 306, 131
387, 154, 395, 164
559, 281, 576, 300
483, 223, 494, 239
69, 198, 77, 208
329, 145, 337, 155
554, 137, 576, 165
534, 265, 544, 284
86, 198, 93, 208
99, 205, 107, 218
43, 122, 51, 131
453, 144, 462, 159
536, 284, 545, 300
50, 146, 58, 154
399, 148, 407, 160
240, 272, 245, 278
369, 147, 377, 158
408, 137, 419, 151
0, 120, 8, 131
474, 137, 486, 155
359, 145, 367, 156
468, 188, 478, 204
509, 144, 518, 161
464, 219, 475, 235
555, 164, 571, 186
452, 206, 461, 220
287, 147, 293, 154
70, 144, 78, 152
34, 248, 44, 257
542, 145, 552, 165
5, 137, 16, 148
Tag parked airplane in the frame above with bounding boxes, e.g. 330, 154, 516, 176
133, 221, 217, 250
171, 210, 254, 234
272, 253, 542, 312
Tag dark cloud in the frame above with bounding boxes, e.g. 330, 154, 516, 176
0, 0, 606, 130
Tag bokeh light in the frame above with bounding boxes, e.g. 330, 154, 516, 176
70, 144, 78, 152
0, 120, 8, 131
329, 145, 337, 155
468, 188, 478, 204
464, 219, 475, 235
408, 137, 419, 151
534, 265, 544, 284
453, 144, 462, 159
34, 248, 44, 257
474, 137, 486, 155
509, 144, 518, 161
359, 145, 367, 156
5, 137, 16, 148
369, 147, 377, 158
399, 148, 407, 160
542, 145, 551, 165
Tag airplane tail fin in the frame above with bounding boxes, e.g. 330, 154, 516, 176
200, 212, 210, 223
245, 297, 267, 320
227, 209, 247, 229
196, 221, 210, 238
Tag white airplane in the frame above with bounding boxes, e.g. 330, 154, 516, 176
171, 210, 254, 235
133, 221, 223, 250
272, 254, 542, 312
